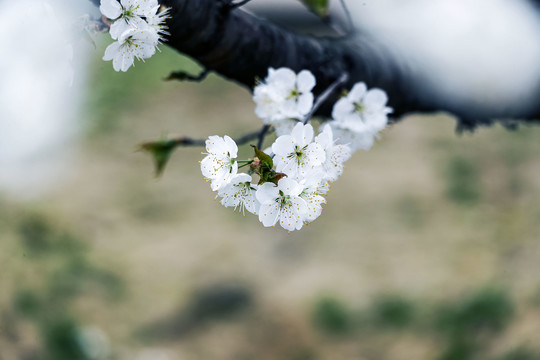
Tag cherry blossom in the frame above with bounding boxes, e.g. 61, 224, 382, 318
272, 122, 325, 180
256, 178, 308, 231
100, 0, 158, 39
195, 69, 393, 231
200, 135, 238, 191
253, 68, 316, 124
330, 82, 392, 151
315, 124, 352, 182
100, 0, 170, 71
218, 174, 260, 215
103, 27, 159, 72
299, 176, 327, 224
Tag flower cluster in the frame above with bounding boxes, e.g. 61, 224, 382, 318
201, 67, 392, 232
329, 82, 393, 151
254, 68, 316, 136
100, 0, 170, 72
202, 123, 349, 231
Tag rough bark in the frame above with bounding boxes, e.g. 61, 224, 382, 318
90, 0, 540, 130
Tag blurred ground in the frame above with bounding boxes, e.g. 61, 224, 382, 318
1, 40, 540, 360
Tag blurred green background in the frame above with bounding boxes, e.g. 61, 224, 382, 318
1, 39, 540, 360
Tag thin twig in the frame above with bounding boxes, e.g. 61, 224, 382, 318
339, 0, 355, 34
228, 0, 253, 9
170, 137, 206, 147
235, 126, 266, 145
257, 125, 271, 149
165, 68, 210, 82
303, 73, 349, 124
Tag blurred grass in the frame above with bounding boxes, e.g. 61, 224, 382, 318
85, 39, 225, 136
1, 35, 540, 359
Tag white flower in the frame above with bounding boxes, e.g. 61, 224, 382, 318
272, 122, 325, 180
299, 177, 327, 224
100, 0, 158, 39
331, 82, 392, 151
103, 27, 159, 72
315, 124, 352, 182
200, 135, 238, 191
146, 6, 171, 41
253, 68, 316, 123
256, 178, 308, 231
218, 174, 260, 215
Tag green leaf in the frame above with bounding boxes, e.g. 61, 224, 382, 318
139, 139, 180, 177
298, 0, 329, 18
251, 145, 273, 169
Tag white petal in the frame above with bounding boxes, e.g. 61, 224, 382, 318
119, 50, 135, 72
278, 178, 303, 197
136, 44, 156, 59
351, 130, 375, 151
211, 166, 235, 191
332, 98, 354, 122
275, 156, 298, 178
365, 114, 388, 133
302, 194, 325, 222
133, 0, 159, 16
364, 88, 388, 110
259, 203, 280, 227
268, 68, 296, 88
348, 82, 367, 102
133, 26, 159, 46
244, 191, 260, 215
304, 142, 326, 166
232, 173, 252, 184
297, 70, 316, 92
109, 19, 130, 40
103, 41, 121, 61
315, 124, 333, 149
271, 135, 295, 156
206, 136, 224, 154
291, 122, 313, 147
100, 0, 122, 19
200, 155, 220, 179
220, 193, 239, 208
280, 198, 307, 231
281, 99, 302, 119
256, 182, 279, 204
296, 93, 314, 116
279, 206, 300, 231
129, 16, 151, 31
223, 135, 238, 158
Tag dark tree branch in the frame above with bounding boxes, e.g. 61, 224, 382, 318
165, 68, 210, 82
89, 0, 540, 130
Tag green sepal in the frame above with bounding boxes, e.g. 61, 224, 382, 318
268, 172, 288, 185
258, 171, 287, 185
